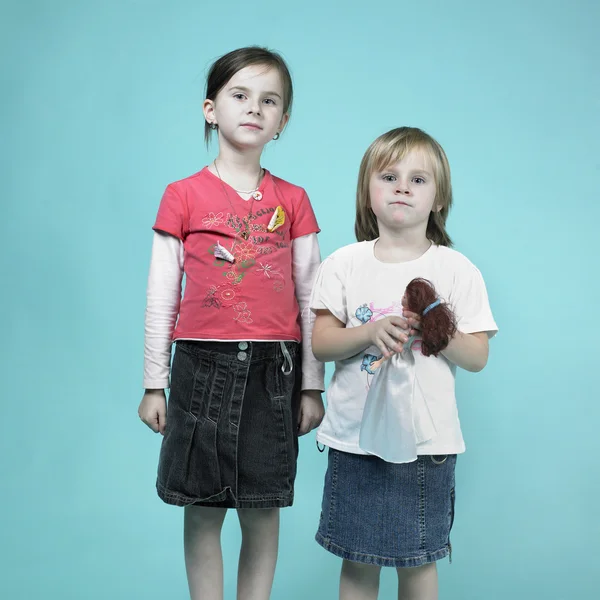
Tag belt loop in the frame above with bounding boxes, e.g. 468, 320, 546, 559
280, 341, 293, 375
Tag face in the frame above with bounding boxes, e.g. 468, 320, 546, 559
369, 149, 439, 234
204, 64, 289, 150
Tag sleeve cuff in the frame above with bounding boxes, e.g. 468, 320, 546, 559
301, 377, 325, 392
143, 378, 170, 390
459, 321, 498, 338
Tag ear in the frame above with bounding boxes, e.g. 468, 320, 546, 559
277, 112, 290, 134
203, 99, 216, 126
432, 201, 443, 213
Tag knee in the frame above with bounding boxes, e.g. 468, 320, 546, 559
185, 505, 227, 531
343, 560, 381, 577
237, 508, 279, 531
396, 562, 436, 581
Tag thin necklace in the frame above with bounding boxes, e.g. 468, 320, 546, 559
213, 159, 258, 241
214, 159, 264, 200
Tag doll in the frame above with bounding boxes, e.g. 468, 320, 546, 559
359, 279, 457, 463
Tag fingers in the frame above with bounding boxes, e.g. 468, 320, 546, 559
377, 324, 409, 356
139, 408, 161, 434
388, 315, 407, 326
298, 407, 317, 436
378, 339, 398, 357
139, 392, 167, 434
403, 311, 421, 330
298, 412, 311, 436
297, 400, 325, 436
158, 407, 167, 435
148, 412, 160, 433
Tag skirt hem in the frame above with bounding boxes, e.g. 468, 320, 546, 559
157, 482, 293, 509
315, 534, 450, 568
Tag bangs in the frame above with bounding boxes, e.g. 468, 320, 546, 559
371, 139, 439, 178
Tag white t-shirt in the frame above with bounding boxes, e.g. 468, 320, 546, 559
310, 239, 498, 457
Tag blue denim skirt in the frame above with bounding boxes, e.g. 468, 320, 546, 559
156, 340, 301, 509
316, 449, 456, 568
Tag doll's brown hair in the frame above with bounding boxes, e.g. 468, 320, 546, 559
405, 278, 457, 357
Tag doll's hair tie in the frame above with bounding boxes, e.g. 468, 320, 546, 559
422, 298, 442, 316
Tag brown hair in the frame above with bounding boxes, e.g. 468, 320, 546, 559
204, 46, 293, 145
404, 278, 457, 357
355, 127, 453, 247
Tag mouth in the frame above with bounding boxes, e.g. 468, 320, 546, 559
390, 201, 410, 207
241, 123, 263, 130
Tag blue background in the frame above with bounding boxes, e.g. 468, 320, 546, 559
2, 0, 599, 598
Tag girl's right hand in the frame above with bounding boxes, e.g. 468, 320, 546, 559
138, 390, 167, 435
367, 316, 410, 358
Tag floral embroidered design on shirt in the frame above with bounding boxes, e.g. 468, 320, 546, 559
256, 262, 286, 293
200, 206, 291, 321
233, 241, 258, 263
203, 285, 220, 308
233, 302, 252, 323
256, 262, 276, 278
202, 212, 225, 228
219, 286, 237, 305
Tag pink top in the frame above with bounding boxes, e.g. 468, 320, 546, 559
153, 167, 320, 342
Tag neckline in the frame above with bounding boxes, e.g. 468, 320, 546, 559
203, 165, 271, 203
367, 238, 437, 266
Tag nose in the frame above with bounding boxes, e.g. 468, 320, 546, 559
395, 181, 411, 195
247, 98, 261, 115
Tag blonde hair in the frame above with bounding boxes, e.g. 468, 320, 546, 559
355, 127, 453, 247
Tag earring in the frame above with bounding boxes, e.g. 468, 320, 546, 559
273, 132, 280, 140
209, 122, 218, 130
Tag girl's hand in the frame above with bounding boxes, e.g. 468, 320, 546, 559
138, 389, 167, 435
297, 390, 325, 436
402, 310, 421, 336
367, 316, 410, 358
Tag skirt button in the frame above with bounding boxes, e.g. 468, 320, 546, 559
238, 341, 249, 350
237, 351, 248, 362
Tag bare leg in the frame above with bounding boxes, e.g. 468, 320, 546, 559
397, 563, 438, 600
184, 505, 227, 600
236, 508, 280, 600
339, 560, 381, 600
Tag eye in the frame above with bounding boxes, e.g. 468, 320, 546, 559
382, 174, 396, 182
412, 176, 426, 184
263, 98, 276, 105
233, 93, 246, 100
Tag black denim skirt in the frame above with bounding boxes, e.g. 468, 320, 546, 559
156, 340, 301, 508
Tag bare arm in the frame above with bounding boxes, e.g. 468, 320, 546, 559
311, 310, 410, 362
441, 331, 489, 372
402, 307, 490, 373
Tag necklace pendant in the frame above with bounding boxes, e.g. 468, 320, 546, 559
252, 190, 263, 201
241, 231, 249, 240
